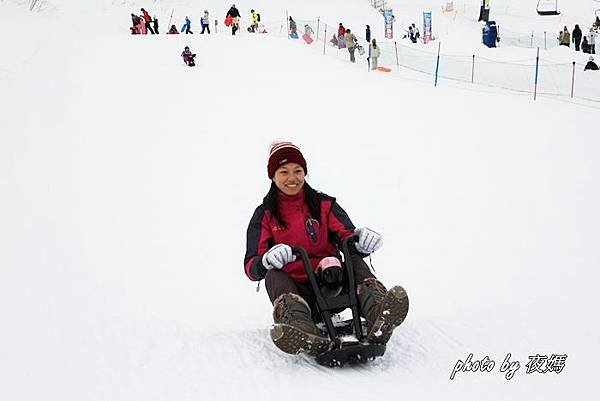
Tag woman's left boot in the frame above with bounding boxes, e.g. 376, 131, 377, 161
357, 278, 409, 344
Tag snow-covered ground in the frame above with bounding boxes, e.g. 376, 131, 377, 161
1, 1, 599, 400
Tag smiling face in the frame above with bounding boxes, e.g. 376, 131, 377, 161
273, 162, 305, 196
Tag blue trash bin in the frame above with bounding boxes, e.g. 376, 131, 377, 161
482, 20, 497, 48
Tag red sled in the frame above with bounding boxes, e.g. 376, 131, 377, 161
302, 34, 314, 44
224, 16, 232, 27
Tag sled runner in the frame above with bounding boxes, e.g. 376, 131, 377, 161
291, 236, 386, 367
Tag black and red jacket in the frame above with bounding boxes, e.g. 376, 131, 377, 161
244, 188, 356, 283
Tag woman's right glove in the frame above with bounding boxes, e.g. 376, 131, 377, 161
262, 243, 296, 270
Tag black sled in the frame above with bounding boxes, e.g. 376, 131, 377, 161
186, 54, 197, 67
291, 236, 386, 367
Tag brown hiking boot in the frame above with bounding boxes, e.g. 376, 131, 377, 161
270, 293, 332, 356
357, 278, 409, 344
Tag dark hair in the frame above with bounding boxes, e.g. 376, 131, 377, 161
262, 182, 322, 228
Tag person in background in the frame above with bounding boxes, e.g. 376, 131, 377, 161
249, 9, 260, 33
168, 24, 179, 34
559, 26, 570, 47
589, 28, 597, 54
330, 34, 338, 46
201, 10, 211, 34
182, 16, 193, 34
572, 24, 582, 51
289, 16, 298, 38
227, 4, 241, 35
138, 14, 147, 34
141, 8, 155, 34
369, 38, 381, 70
365, 25, 371, 42
130, 13, 141, 34
584, 56, 599, 70
153, 16, 159, 35
408, 23, 420, 43
582, 36, 590, 53
337, 23, 346, 49
181, 46, 196, 66
344, 28, 357, 63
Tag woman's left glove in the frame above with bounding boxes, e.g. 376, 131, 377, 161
355, 227, 383, 254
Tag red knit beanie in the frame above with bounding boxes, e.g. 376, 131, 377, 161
267, 141, 307, 178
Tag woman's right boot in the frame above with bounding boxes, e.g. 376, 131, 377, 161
270, 293, 331, 356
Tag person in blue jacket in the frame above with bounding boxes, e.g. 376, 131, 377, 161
181, 16, 193, 34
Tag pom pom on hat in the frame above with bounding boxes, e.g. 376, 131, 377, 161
267, 141, 307, 178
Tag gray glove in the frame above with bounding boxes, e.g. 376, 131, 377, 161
355, 227, 383, 254
262, 244, 296, 270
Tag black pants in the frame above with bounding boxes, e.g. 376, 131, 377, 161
575, 39, 581, 51
265, 254, 376, 310
201, 24, 210, 34
145, 21, 155, 34
185, 27, 193, 34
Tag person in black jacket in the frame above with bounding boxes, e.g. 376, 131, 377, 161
584, 56, 599, 70
365, 25, 371, 42
153, 17, 159, 35
573, 24, 582, 51
226, 4, 241, 35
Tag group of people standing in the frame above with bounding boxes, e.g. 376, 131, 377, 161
558, 22, 597, 54
130, 4, 262, 36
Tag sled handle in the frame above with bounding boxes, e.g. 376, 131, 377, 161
291, 246, 339, 345
340, 235, 365, 341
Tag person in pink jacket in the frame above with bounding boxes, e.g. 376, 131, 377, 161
244, 141, 409, 356
138, 15, 146, 34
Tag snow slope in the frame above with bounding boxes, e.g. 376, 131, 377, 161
1, 1, 599, 400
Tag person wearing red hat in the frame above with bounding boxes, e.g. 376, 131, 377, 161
244, 141, 409, 356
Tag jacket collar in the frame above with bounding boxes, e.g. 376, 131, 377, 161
276, 187, 305, 203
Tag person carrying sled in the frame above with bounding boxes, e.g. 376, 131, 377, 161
244, 141, 409, 356
369, 38, 381, 70
201, 10, 211, 34
344, 28, 358, 62
181, 46, 196, 66
226, 4, 241, 35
